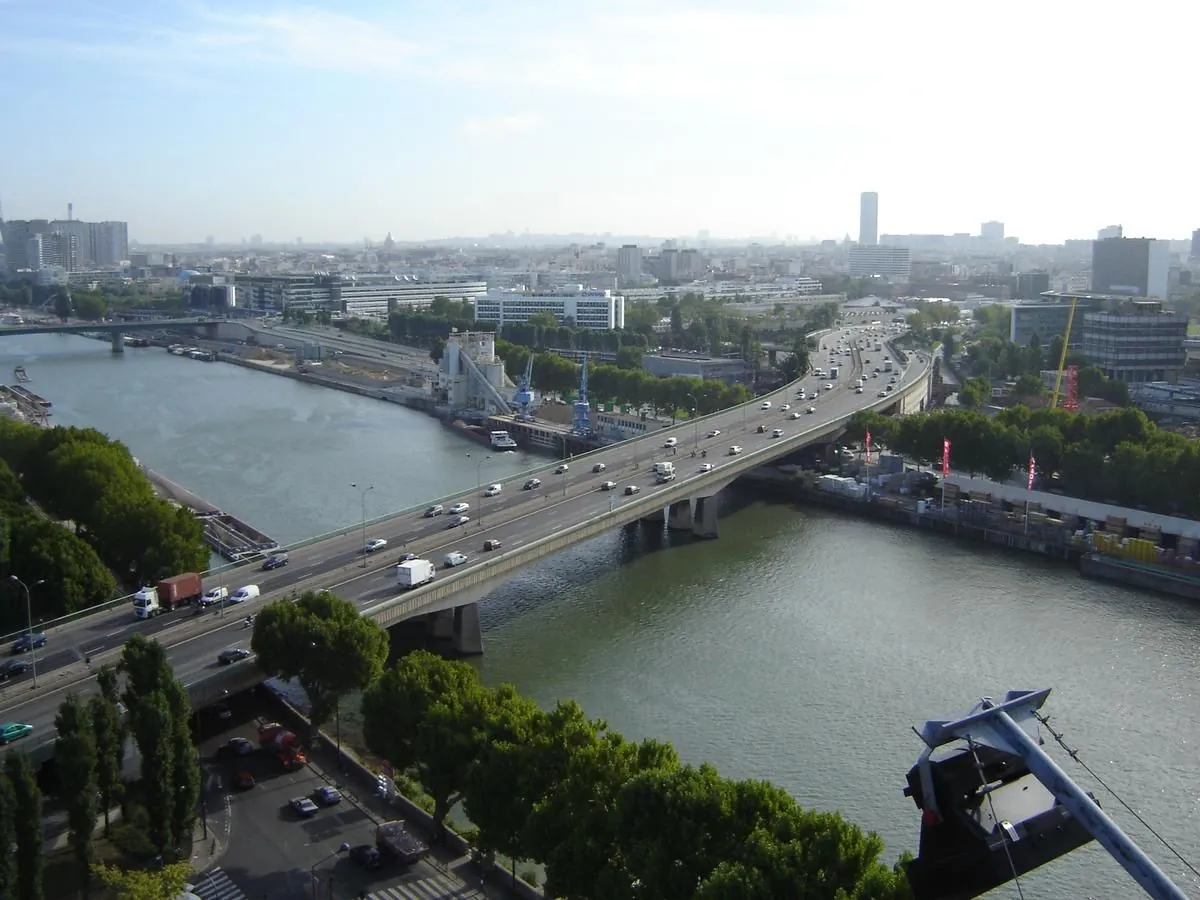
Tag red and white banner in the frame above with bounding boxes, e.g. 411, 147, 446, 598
865, 430, 872, 465
1027, 453, 1036, 491
942, 438, 951, 477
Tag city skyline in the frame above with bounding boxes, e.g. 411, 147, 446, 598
1, 0, 1194, 245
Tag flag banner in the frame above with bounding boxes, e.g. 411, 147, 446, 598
865, 430, 872, 464
942, 438, 951, 477
1028, 453, 1036, 491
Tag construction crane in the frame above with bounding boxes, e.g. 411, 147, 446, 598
904, 689, 1189, 900
1050, 295, 1080, 409
572, 356, 592, 436
512, 354, 536, 421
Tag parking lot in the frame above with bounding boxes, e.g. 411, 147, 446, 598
196, 696, 485, 900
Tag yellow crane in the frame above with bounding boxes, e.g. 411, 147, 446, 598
1049, 295, 1079, 409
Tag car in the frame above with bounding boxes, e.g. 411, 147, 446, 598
0, 659, 29, 681
797, 391, 807, 400
663, 437, 677, 448
225, 737, 254, 756
200, 587, 228, 607
780, 404, 790, 411
483, 539, 503, 551
555, 464, 569, 474
233, 771, 256, 791
212, 703, 232, 721
871, 371, 879, 378
398, 552, 418, 563
790, 411, 802, 419
728, 446, 743, 455
825, 383, 833, 391
218, 647, 251, 666
592, 462, 607, 473
806, 406, 816, 414
624, 485, 641, 495
772, 428, 783, 438
313, 786, 343, 806
886, 384, 894, 392
600, 480, 617, 491
706, 429, 721, 438
523, 478, 541, 490
365, 538, 388, 552
0, 723, 33, 745
290, 797, 319, 817
261, 552, 289, 570
443, 552, 469, 568
423, 504, 444, 517
760, 401, 772, 410
447, 515, 470, 528
448, 502, 469, 515
698, 463, 715, 473
349, 844, 382, 870
228, 585, 260, 604
483, 484, 502, 497
11, 633, 46, 654
878, 390, 888, 397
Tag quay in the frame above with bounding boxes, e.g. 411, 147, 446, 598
0, 384, 51, 425
741, 463, 1200, 602
140, 464, 279, 561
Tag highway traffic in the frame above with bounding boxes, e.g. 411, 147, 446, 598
1, 325, 924, 759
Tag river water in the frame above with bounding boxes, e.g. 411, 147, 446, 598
6, 333, 1199, 899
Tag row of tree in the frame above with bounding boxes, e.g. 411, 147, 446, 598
244, 592, 911, 899
0, 420, 209, 627
0, 280, 187, 320
849, 404, 1200, 517
0, 634, 198, 899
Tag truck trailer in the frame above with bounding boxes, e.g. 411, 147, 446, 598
132, 572, 203, 619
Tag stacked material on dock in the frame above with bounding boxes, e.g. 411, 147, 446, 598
196, 511, 280, 561
1090, 532, 1161, 562
817, 474, 868, 500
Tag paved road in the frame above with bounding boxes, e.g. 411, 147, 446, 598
0, 326, 923, 756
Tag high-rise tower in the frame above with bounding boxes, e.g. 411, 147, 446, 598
859, 192, 879, 246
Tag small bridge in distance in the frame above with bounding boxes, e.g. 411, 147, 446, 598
0, 317, 216, 352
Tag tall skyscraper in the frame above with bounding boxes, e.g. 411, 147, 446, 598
859, 192, 878, 246
1091, 237, 1170, 299
1190, 228, 1200, 261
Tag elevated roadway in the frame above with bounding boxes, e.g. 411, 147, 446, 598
0, 327, 929, 764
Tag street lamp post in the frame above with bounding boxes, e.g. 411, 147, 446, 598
311, 842, 350, 900
349, 483, 374, 567
687, 392, 699, 448
8, 576, 44, 687
467, 453, 491, 525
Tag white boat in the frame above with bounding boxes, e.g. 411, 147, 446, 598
489, 430, 519, 451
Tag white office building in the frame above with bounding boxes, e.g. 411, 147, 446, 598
848, 246, 911, 278
233, 274, 488, 317
475, 288, 625, 331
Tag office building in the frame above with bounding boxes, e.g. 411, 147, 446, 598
27, 231, 79, 271
1081, 301, 1187, 383
1091, 237, 1170, 299
641, 352, 748, 385
0, 217, 128, 269
859, 192, 879, 246
474, 288, 624, 331
1015, 272, 1051, 301
981, 221, 1005, 243
233, 274, 488, 317
848, 245, 910, 278
1190, 228, 1200, 261
616, 244, 642, 281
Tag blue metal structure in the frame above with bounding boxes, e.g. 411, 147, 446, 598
572, 356, 592, 436
905, 689, 1189, 900
513, 354, 536, 421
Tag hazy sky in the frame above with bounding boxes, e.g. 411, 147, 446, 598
1, 0, 1195, 245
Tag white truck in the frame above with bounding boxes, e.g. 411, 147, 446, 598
395, 559, 436, 589
133, 586, 162, 619
829, 366, 840, 379
654, 461, 676, 483
884, 360, 894, 373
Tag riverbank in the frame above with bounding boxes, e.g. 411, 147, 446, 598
740, 466, 1200, 602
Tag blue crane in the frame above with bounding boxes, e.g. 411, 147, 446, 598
572, 356, 592, 436
512, 354, 536, 421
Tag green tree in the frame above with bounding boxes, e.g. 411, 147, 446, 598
5, 508, 117, 620
55, 693, 99, 894
252, 590, 388, 742
0, 768, 15, 899
1013, 373, 1045, 398
54, 291, 72, 321
429, 337, 445, 363
166, 680, 200, 846
130, 691, 176, 853
6, 751, 43, 900
92, 862, 194, 900
92, 496, 208, 586
89, 685, 126, 836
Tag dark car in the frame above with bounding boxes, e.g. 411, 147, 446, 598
261, 552, 289, 571
0, 659, 29, 681
522, 478, 541, 491
11, 633, 46, 654
233, 771, 256, 790
483, 539, 502, 551
349, 844, 381, 870
218, 648, 251, 666
313, 786, 342, 806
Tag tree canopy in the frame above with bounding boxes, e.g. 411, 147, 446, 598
361, 651, 911, 900
92, 862, 194, 900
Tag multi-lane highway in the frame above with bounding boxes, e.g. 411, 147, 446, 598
0, 326, 925, 759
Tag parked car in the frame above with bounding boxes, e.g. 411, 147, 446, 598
313, 786, 342, 806
233, 771, 256, 790
290, 797, 319, 818
349, 844, 382, 870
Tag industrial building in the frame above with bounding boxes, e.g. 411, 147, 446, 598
474, 288, 625, 331
435, 331, 510, 412
233, 274, 488, 317
641, 352, 748, 384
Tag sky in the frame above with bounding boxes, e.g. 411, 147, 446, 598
1, 0, 1196, 245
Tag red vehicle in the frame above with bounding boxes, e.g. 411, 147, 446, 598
258, 723, 307, 772
157, 572, 203, 610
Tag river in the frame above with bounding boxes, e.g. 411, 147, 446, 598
6, 333, 1198, 899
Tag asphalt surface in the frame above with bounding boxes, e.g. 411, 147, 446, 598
196, 696, 483, 900
0, 326, 925, 758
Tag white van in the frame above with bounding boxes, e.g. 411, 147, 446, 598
229, 585, 260, 604
483, 483, 502, 497
663, 437, 678, 448
443, 552, 469, 568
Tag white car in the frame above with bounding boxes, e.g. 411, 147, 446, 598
448, 502, 469, 515
482, 484, 502, 497
365, 538, 388, 552
772, 428, 783, 438
789, 411, 801, 419
706, 429, 721, 438
760, 401, 771, 410
600, 480, 617, 491
878, 390, 888, 397
729, 445, 743, 455
443, 552, 468, 568
806, 406, 816, 414
555, 464, 569, 474
825, 383, 833, 391
796, 391, 806, 400
780, 404, 790, 411
663, 437, 677, 448
698, 463, 715, 473
855, 387, 864, 394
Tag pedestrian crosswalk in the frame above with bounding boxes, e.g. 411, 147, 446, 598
365, 871, 484, 900
188, 868, 247, 900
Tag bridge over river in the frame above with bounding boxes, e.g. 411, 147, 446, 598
0, 330, 931, 764
0, 316, 218, 352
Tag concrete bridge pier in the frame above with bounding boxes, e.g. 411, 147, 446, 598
110, 331, 124, 354
667, 499, 694, 531
640, 507, 666, 527
693, 495, 720, 539
428, 609, 454, 640
451, 602, 483, 655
